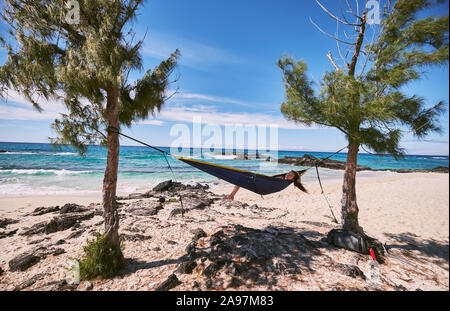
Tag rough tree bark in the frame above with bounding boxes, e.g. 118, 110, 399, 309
103, 85, 121, 252
341, 142, 361, 233
340, 10, 366, 234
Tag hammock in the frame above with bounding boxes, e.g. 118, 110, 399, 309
177, 157, 307, 195
112, 131, 341, 222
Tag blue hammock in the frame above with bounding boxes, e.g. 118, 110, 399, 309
177, 157, 307, 195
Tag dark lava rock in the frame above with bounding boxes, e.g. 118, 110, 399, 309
59, 203, 87, 214
191, 228, 207, 242
52, 248, 66, 256
167, 240, 178, 245
13, 273, 48, 291
185, 242, 197, 255
0, 228, 18, 239
154, 274, 181, 291
120, 234, 152, 242
203, 260, 229, 278
153, 180, 173, 192
66, 229, 84, 239
278, 154, 372, 171
210, 230, 227, 246
29, 206, 60, 216
228, 276, 243, 288
0, 218, 19, 229
45, 212, 94, 234
28, 238, 46, 245
9, 252, 40, 272
176, 261, 197, 274
0, 266, 3, 275
127, 201, 163, 216
334, 263, 365, 279
169, 198, 213, 217
20, 222, 47, 236
431, 166, 449, 173
55, 239, 66, 245
158, 197, 166, 203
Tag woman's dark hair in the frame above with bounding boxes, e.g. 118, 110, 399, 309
290, 170, 308, 193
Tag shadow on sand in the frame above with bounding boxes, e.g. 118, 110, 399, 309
384, 232, 449, 268
118, 224, 342, 288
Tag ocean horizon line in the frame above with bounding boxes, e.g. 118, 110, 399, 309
0, 140, 449, 158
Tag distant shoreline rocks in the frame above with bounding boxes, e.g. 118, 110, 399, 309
277, 154, 449, 173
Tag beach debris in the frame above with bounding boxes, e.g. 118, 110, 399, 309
0, 217, 19, 229
9, 251, 41, 272
12, 273, 48, 291
78, 281, 93, 291
167, 240, 178, 245
0, 266, 3, 275
154, 274, 181, 291
334, 263, 366, 279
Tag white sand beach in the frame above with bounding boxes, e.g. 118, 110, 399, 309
0, 171, 448, 291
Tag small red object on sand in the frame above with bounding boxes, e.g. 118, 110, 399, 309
369, 248, 377, 261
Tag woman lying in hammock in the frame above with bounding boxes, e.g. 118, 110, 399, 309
225, 170, 308, 200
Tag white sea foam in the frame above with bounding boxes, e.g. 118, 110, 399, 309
0, 183, 101, 197
0, 169, 94, 176
203, 153, 237, 160
1, 151, 77, 156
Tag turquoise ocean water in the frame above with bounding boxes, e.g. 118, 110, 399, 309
0, 142, 448, 197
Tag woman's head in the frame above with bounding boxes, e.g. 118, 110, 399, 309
287, 170, 308, 193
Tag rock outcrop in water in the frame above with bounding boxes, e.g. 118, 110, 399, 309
278, 154, 372, 171
278, 154, 449, 173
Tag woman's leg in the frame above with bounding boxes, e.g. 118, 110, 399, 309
226, 185, 240, 200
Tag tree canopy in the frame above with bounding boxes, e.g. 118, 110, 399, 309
0, 0, 179, 154
278, 0, 448, 158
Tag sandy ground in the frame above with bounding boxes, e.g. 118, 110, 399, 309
0, 171, 448, 291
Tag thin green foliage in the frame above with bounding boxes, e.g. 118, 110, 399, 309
78, 233, 124, 280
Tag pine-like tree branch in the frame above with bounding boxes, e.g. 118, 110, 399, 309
315, 0, 362, 26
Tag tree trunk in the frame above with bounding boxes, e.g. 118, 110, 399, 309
103, 85, 121, 251
341, 143, 361, 233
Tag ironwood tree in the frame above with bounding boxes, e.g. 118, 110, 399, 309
278, 0, 448, 233
0, 0, 179, 268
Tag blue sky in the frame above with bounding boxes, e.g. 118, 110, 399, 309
0, 0, 449, 155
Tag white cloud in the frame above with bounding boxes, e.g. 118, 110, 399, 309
0, 89, 67, 120
1, 88, 308, 129
142, 32, 243, 69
